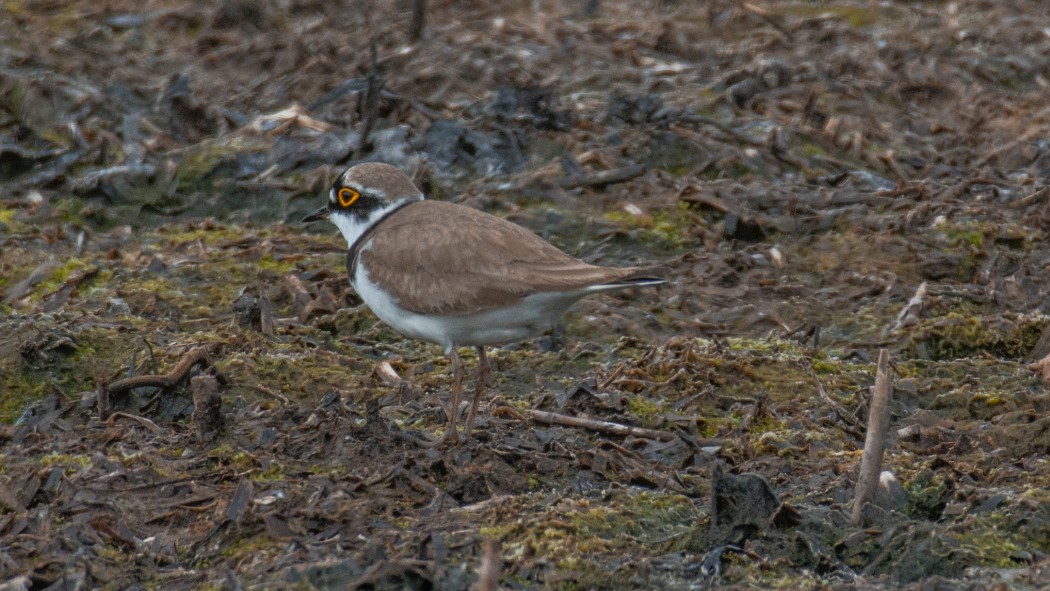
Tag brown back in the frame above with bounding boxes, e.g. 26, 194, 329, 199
359, 200, 660, 316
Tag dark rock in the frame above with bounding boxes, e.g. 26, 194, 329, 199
710, 464, 789, 544
723, 212, 766, 241
607, 90, 663, 124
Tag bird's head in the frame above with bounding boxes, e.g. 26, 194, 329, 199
302, 162, 424, 246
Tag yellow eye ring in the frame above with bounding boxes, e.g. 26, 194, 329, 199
337, 187, 360, 207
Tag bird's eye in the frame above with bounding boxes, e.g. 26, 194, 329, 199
337, 187, 360, 207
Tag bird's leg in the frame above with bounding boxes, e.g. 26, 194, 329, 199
464, 346, 489, 436
446, 347, 464, 441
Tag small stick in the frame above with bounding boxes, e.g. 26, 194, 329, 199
973, 124, 1046, 168
259, 296, 274, 337
469, 539, 501, 591
499, 407, 678, 441
105, 411, 162, 434
671, 114, 766, 147
356, 36, 381, 158
409, 0, 426, 42
890, 281, 927, 333
941, 176, 1011, 201
191, 374, 224, 443
1028, 353, 1050, 385
768, 127, 809, 172
808, 367, 863, 437
283, 274, 312, 309
105, 347, 210, 396
1005, 187, 1049, 210
852, 349, 893, 525
252, 383, 291, 405
557, 163, 646, 190
142, 337, 159, 374
741, 2, 792, 39
878, 150, 908, 182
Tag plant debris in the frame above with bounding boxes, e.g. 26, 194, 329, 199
1, 1, 1049, 589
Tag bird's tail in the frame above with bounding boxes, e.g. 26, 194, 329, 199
590, 266, 670, 291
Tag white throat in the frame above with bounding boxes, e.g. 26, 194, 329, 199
330, 197, 418, 249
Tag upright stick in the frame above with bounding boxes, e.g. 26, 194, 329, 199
852, 348, 893, 525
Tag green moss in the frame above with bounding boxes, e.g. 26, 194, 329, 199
939, 221, 986, 250
0, 204, 16, 225
175, 135, 270, 191
0, 317, 154, 422
221, 532, 281, 560
782, 5, 880, 28
904, 470, 950, 520
485, 489, 697, 588
251, 460, 287, 483
601, 202, 694, 252
256, 254, 297, 273
216, 340, 374, 407
626, 394, 665, 426
810, 357, 842, 375
723, 337, 805, 357
1020, 486, 1050, 507
945, 518, 1030, 569
50, 195, 88, 224
31, 257, 95, 300
155, 220, 273, 247
40, 452, 93, 472
0, 371, 47, 422
95, 542, 134, 564
905, 313, 1045, 360
795, 141, 830, 161
1, 1, 27, 16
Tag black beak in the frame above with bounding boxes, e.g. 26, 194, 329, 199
301, 205, 330, 223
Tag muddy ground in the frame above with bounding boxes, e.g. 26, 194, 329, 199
1, 1, 1049, 589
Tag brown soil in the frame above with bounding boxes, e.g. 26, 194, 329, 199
1, 1, 1048, 589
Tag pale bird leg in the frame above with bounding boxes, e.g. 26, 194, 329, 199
446, 347, 464, 443
464, 346, 489, 436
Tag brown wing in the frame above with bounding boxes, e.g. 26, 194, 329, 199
359, 200, 659, 316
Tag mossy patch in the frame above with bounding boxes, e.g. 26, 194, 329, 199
904, 469, 951, 520
602, 202, 696, 252
905, 313, 1046, 360
175, 135, 271, 192
483, 490, 697, 588
39, 452, 93, 473
0, 369, 48, 423
781, 4, 881, 28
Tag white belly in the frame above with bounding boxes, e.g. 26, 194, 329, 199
353, 264, 584, 354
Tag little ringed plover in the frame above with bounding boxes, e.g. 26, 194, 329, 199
303, 162, 666, 441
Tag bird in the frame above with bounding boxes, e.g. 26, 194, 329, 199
303, 162, 666, 442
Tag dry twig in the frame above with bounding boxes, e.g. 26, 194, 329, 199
852, 349, 893, 525
497, 406, 678, 441
469, 539, 502, 591
941, 176, 1010, 201
1028, 353, 1050, 385
283, 274, 312, 309
890, 281, 927, 334
104, 411, 162, 434
99, 346, 211, 419
191, 374, 224, 442
1006, 187, 1049, 210
557, 163, 646, 190
409, 0, 426, 42
671, 114, 765, 147
356, 35, 381, 158
105, 347, 210, 396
